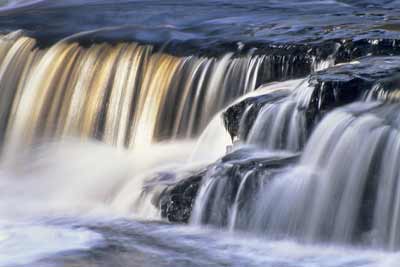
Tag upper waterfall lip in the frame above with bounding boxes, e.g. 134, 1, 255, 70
0, 0, 400, 50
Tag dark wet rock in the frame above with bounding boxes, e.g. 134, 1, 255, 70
312, 56, 400, 89
224, 56, 400, 142
158, 171, 204, 224
223, 90, 289, 141
158, 148, 298, 224
307, 56, 400, 125
141, 169, 205, 224
334, 39, 400, 64
196, 148, 299, 227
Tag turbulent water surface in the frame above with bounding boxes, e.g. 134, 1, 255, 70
2, 0, 400, 267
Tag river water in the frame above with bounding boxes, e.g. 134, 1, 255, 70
1, 1, 400, 266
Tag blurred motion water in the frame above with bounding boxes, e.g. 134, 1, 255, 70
1, 1, 400, 266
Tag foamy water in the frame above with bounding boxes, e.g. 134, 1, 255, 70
0, 221, 101, 267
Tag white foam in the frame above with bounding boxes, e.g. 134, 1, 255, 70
0, 222, 101, 266
0, 139, 196, 221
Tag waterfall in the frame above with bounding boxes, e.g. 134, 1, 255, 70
0, 30, 320, 221
6, 0, 400, 265
192, 100, 400, 249
221, 77, 316, 152
0, 31, 276, 155
244, 79, 314, 151
2, 16, 400, 255
0, 23, 341, 227
3, 28, 398, 248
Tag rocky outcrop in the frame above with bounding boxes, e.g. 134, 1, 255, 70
223, 90, 289, 141
307, 56, 400, 125
158, 171, 204, 223
157, 148, 298, 224
194, 149, 298, 227
224, 56, 400, 142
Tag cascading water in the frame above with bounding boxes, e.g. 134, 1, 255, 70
246, 102, 393, 243
244, 79, 313, 151
192, 100, 400, 250
4, 1, 400, 266
0, 31, 280, 155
